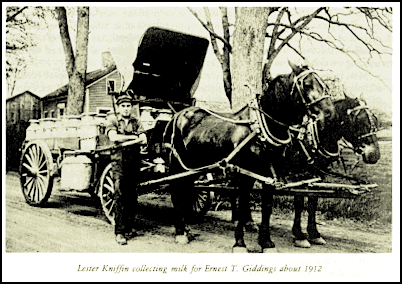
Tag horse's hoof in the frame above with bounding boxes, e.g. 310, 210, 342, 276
232, 246, 248, 253
310, 237, 326, 245
294, 239, 311, 248
261, 247, 279, 253
175, 235, 189, 245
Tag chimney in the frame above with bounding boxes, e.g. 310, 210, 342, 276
102, 51, 115, 69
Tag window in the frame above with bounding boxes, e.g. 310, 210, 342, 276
97, 107, 113, 115
107, 79, 116, 93
44, 111, 48, 118
50, 110, 55, 118
57, 102, 66, 118
10, 112, 15, 124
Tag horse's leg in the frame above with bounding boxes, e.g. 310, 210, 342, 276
307, 196, 326, 245
169, 163, 193, 244
258, 185, 276, 252
232, 180, 254, 253
292, 196, 311, 248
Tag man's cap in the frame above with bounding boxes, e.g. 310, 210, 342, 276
116, 94, 133, 105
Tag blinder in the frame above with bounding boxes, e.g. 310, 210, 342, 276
291, 69, 331, 115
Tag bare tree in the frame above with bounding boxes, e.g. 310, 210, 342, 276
188, 7, 392, 108
5, 6, 51, 97
55, 6, 89, 115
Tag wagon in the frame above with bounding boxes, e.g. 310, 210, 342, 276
19, 27, 377, 225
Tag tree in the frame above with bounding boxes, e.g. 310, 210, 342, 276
55, 6, 89, 115
5, 6, 50, 97
188, 7, 392, 110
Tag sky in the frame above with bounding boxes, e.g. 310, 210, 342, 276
5, 4, 397, 114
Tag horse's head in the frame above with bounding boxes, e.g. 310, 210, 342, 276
288, 61, 336, 128
336, 94, 381, 164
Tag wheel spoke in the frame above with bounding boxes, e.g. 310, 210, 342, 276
24, 176, 34, 187
35, 145, 42, 166
30, 179, 37, 201
37, 158, 47, 172
37, 149, 45, 170
104, 183, 114, 193
37, 174, 48, 190
28, 147, 37, 167
24, 154, 35, 170
36, 176, 46, 198
108, 200, 116, 213
32, 145, 39, 165
104, 198, 113, 207
22, 163, 35, 173
105, 176, 114, 187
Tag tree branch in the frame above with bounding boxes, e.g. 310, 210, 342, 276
74, 7, 89, 74
267, 7, 286, 58
203, 7, 222, 63
56, 6, 74, 77
219, 6, 232, 103
187, 7, 232, 52
6, 6, 28, 22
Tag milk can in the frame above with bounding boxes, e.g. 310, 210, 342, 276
40, 118, 56, 139
65, 115, 81, 138
26, 119, 39, 140
60, 152, 93, 191
140, 106, 155, 130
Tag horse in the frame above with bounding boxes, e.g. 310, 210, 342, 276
163, 61, 336, 253
278, 93, 381, 248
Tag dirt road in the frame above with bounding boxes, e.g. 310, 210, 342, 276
5, 172, 392, 253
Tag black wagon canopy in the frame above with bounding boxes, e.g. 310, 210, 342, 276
128, 26, 210, 104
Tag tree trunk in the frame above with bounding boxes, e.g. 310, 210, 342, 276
231, 7, 270, 111
56, 6, 89, 116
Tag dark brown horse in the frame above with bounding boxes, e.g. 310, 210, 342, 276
280, 94, 381, 248
163, 61, 336, 252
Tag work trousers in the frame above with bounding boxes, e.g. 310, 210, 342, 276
112, 146, 140, 235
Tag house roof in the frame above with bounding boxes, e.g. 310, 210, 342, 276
6, 90, 40, 102
42, 64, 117, 100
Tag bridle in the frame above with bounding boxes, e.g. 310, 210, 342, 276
345, 103, 379, 153
290, 69, 331, 117
248, 69, 332, 147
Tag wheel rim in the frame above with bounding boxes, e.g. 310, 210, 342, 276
20, 143, 51, 204
99, 163, 116, 225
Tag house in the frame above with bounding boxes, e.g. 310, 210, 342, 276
41, 52, 122, 117
6, 90, 41, 126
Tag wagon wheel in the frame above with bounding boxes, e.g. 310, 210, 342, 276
191, 190, 214, 219
19, 140, 54, 206
98, 162, 116, 225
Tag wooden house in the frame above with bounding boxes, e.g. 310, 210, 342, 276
6, 90, 41, 126
6, 90, 41, 171
41, 52, 123, 117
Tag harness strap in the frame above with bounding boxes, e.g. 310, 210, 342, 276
198, 107, 253, 124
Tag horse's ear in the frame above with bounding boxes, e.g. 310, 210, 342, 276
288, 60, 301, 73
359, 93, 367, 105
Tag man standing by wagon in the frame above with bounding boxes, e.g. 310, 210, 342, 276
105, 93, 147, 245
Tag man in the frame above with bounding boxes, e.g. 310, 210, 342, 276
105, 93, 147, 245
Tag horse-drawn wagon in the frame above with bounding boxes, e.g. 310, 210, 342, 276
19, 27, 380, 251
